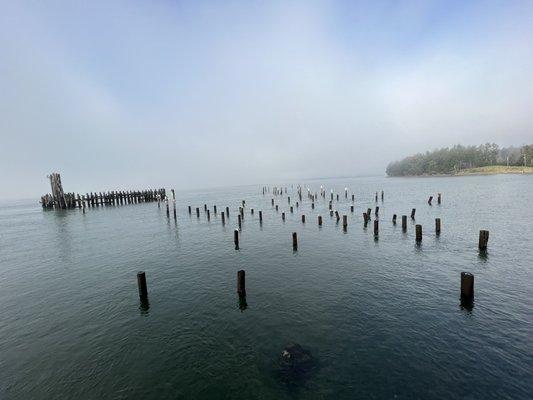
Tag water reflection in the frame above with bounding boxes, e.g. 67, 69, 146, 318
238, 295, 247, 312
139, 297, 150, 314
460, 297, 474, 312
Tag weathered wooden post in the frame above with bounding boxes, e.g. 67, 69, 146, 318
312, 202, 315, 209
288, 196, 291, 204
282, 212, 285, 221
196, 207, 200, 218
415, 224, 422, 242
367, 208, 372, 221
374, 220, 379, 237
375, 192, 378, 202
237, 270, 246, 296
296, 201, 299, 208
137, 271, 148, 299
275, 205, 279, 211
479, 230, 489, 251
375, 206, 379, 216
207, 209, 211, 221
435, 218, 441, 235
352, 194, 355, 202
251, 208, 254, 215
238, 214, 242, 229
342, 215, 347, 229
221, 211, 225, 225
214, 205, 217, 214
392, 214, 397, 225
428, 196, 433, 205
363, 212, 368, 227
166, 201, 170, 218
204, 204, 207, 211
381, 190, 384, 201
302, 215, 306, 223
437, 193, 441, 204
336, 194, 339, 201
411, 208, 416, 219
460, 272, 474, 300
173, 203, 177, 220
188, 205, 191, 214
402, 215, 407, 231
292, 232, 298, 250
318, 215, 322, 226
350, 205, 354, 213
226, 206, 230, 216
234, 229, 239, 249
272, 198, 274, 206
259, 210, 263, 223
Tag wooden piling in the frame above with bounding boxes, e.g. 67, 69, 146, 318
367, 208, 372, 221
238, 214, 242, 229
392, 214, 397, 225
318, 215, 322, 226
282, 212, 285, 221
214, 205, 217, 214
381, 190, 384, 201
375, 206, 379, 216
436, 218, 441, 235
478, 230, 489, 251
221, 211, 225, 224
188, 205, 191, 214
226, 206, 230, 216
237, 270, 246, 296
196, 207, 200, 218
402, 215, 407, 231
411, 208, 416, 219
415, 224, 422, 242
302, 215, 305, 223
173, 203, 177, 220
207, 209, 210, 221
428, 196, 433, 205
460, 272, 474, 299
259, 211, 263, 223
438, 193, 441, 204
234, 229, 239, 249
292, 232, 298, 250
166, 202, 170, 218
374, 220, 379, 237
352, 194, 355, 202
363, 212, 368, 227
342, 215, 347, 228
350, 205, 354, 213
312, 203, 315, 209
137, 271, 148, 299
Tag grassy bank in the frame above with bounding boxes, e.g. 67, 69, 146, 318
455, 165, 533, 175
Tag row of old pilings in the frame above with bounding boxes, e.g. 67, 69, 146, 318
41, 189, 166, 210
135, 267, 476, 310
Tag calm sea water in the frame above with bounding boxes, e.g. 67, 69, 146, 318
1, 175, 532, 400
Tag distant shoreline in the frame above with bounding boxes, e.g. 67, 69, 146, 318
388, 166, 533, 177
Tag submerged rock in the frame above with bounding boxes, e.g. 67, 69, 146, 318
277, 343, 318, 385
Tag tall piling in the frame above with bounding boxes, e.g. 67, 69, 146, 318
137, 271, 148, 299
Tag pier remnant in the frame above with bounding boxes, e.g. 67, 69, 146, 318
461, 272, 474, 300
479, 230, 489, 251
416, 224, 422, 242
237, 270, 246, 296
137, 271, 148, 299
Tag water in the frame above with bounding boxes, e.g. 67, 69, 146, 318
1, 175, 532, 399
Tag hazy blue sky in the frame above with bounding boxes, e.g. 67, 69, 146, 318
1, 1, 532, 198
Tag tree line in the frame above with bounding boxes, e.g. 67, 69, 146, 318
386, 143, 533, 176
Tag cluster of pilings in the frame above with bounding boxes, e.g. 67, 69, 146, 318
170, 185, 485, 310
40, 172, 166, 210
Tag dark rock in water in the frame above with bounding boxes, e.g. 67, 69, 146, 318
277, 343, 318, 385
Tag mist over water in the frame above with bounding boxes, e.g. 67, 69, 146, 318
1, 175, 532, 399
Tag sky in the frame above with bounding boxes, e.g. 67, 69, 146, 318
1, 0, 532, 199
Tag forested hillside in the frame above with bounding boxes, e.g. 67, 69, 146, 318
386, 144, 533, 176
